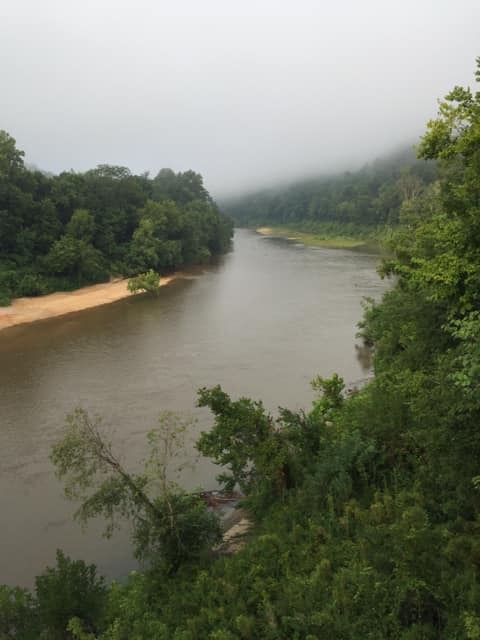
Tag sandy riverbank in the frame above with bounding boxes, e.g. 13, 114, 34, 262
0, 274, 179, 332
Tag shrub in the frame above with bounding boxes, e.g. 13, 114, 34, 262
35, 550, 107, 639
0, 290, 11, 306
127, 269, 161, 295
0, 585, 37, 640
17, 273, 49, 297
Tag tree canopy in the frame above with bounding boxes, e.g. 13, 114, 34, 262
223, 147, 436, 231
0, 140, 233, 305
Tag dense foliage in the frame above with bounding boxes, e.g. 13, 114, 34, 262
0, 551, 106, 640
127, 269, 161, 295
223, 147, 435, 231
2, 59, 480, 639
50, 409, 222, 575
0, 138, 233, 305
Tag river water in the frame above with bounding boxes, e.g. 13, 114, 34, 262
0, 229, 389, 587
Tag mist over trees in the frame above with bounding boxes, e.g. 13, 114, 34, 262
0, 132, 233, 305
223, 147, 436, 231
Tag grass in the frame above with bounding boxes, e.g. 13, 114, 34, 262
256, 226, 377, 250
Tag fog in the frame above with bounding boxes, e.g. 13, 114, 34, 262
1, 0, 479, 197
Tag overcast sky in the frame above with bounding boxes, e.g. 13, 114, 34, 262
1, 1, 479, 197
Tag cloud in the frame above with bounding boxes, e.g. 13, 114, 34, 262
2, 0, 479, 196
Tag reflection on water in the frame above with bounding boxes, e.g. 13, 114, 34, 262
0, 229, 389, 586
355, 342, 373, 372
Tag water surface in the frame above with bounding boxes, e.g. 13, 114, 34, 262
0, 229, 388, 586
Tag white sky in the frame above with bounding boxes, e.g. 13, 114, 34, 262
1, 0, 479, 196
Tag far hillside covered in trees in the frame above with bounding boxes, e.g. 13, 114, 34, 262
223, 147, 436, 232
0, 132, 233, 305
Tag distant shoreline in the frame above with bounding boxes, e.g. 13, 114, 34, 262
0, 273, 181, 332
256, 226, 372, 250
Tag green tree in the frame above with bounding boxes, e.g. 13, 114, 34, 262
0, 130, 25, 179
66, 209, 96, 243
44, 235, 107, 284
153, 168, 209, 205
128, 217, 161, 271
196, 386, 289, 509
0, 132, 232, 304
0, 585, 37, 640
127, 269, 161, 295
29, 198, 62, 254
35, 550, 107, 640
51, 409, 221, 573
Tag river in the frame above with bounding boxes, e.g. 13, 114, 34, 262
0, 229, 389, 587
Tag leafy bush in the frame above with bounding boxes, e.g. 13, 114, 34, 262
0, 585, 37, 640
0, 269, 18, 304
0, 290, 11, 306
35, 550, 107, 639
17, 273, 49, 297
133, 492, 222, 573
127, 269, 161, 295
0, 133, 233, 304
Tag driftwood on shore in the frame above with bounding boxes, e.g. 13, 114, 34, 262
196, 489, 243, 508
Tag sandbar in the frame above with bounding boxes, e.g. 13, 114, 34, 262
0, 274, 179, 332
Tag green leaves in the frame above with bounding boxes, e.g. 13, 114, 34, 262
0, 585, 37, 640
197, 385, 285, 500
0, 551, 107, 640
127, 269, 161, 295
0, 130, 25, 179
225, 145, 435, 230
51, 408, 221, 573
0, 133, 233, 302
35, 550, 107, 640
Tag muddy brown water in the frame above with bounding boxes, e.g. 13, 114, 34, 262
0, 229, 389, 587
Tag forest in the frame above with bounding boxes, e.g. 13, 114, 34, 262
1, 60, 480, 639
0, 139, 233, 306
223, 146, 436, 234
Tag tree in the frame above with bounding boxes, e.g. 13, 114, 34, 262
35, 550, 107, 640
152, 168, 209, 205
127, 269, 161, 295
66, 209, 96, 243
29, 198, 62, 254
128, 215, 183, 273
0, 130, 25, 179
196, 386, 289, 509
0, 585, 37, 640
412, 58, 480, 315
0, 132, 232, 304
359, 57, 480, 524
51, 409, 221, 573
128, 217, 161, 271
44, 235, 107, 284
